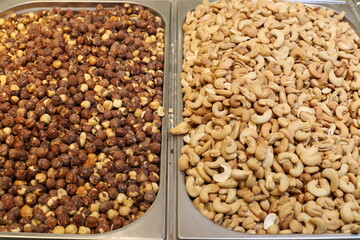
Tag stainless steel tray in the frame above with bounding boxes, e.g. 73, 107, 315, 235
172, 0, 360, 239
0, 0, 171, 239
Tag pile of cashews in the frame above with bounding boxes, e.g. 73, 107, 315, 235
172, 0, 360, 234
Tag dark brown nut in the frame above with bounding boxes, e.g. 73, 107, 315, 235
13, 196, 24, 208
99, 201, 113, 213
45, 216, 57, 229
35, 224, 49, 233
6, 207, 21, 223
85, 215, 99, 229
58, 213, 70, 227
25, 193, 37, 206
8, 223, 22, 232
73, 214, 85, 227
144, 191, 156, 203
23, 224, 34, 232
2, 196, 15, 211
63, 201, 77, 216
95, 224, 110, 233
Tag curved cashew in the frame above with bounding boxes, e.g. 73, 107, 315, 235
289, 160, 304, 178
231, 169, 251, 181
197, 162, 212, 183
245, 136, 257, 155
212, 102, 228, 117
305, 201, 322, 217
341, 202, 357, 223
272, 103, 291, 117
309, 217, 327, 234
335, 105, 349, 120
270, 29, 285, 48
339, 176, 355, 193
267, 132, 285, 144
263, 213, 279, 230
273, 173, 289, 192
228, 199, 242, 215
329, 69, 344, 87
239, 127, 258, 144
258, 28, 270, 44
251, 109, 273, 124
197, 202, 215, 220
308, 62, 322, 78
199, 184, 220, 203
212, 197, 231, 213
307, 178, 330, 197
186, 176, 202, 197
297, 212, 315, 233
210, 124, 232, 140
349, 99, 360, 118
299, 146, 322, 166
206, 157, 225, 169
186, 93, 205, 109
262, 147, 274, 168
255, 140, 268, 160
216, 178, 238, 188
212, 163, 232, 183
171, 122, 190, 135
277, 152, 299, 164
187, 148, 200, 166
278, 201, 294, 221
187, 168, 205, 185
179, 154, 190, 171
190, 133, 206, 148
221, 136, 237, 160
290, 47, 306, 61
322, 168, 339, 192
350, 72, 360, 90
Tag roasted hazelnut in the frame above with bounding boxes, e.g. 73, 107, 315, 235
85, 215, 99, 228
0, 4, 163, 233
45, 216, 57, 229
58, 213, 70, 227
99, 201, 112, 213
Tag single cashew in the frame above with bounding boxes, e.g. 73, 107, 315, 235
289, 160, 304, 178
213, 197, 231, 213
262, 147, 274, 168
210, 124, 232, 140
231, 169, 251, 181
341, 202, 357, 223
298, 146, 322, 166
186, 176, 203, 198
213, 163, 232, 183
273, 173, 290, 192
239, 127, 258, 144
308, 62, 322, 78
251, 109, 273, 125
221, 136, 237, 160
263, 213, 279, 230
179, 154, 190, 171
339, 176, 355, 193
305, 201, 322, 217
306, 178, 331, 197
171, 122, 190, 135
199, 184, 220, 203
197, 202, 215, 220
322, 168, 339, 192
329, 69, 344, 87
309, 217, 327, 234
270, 29, 285, 48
